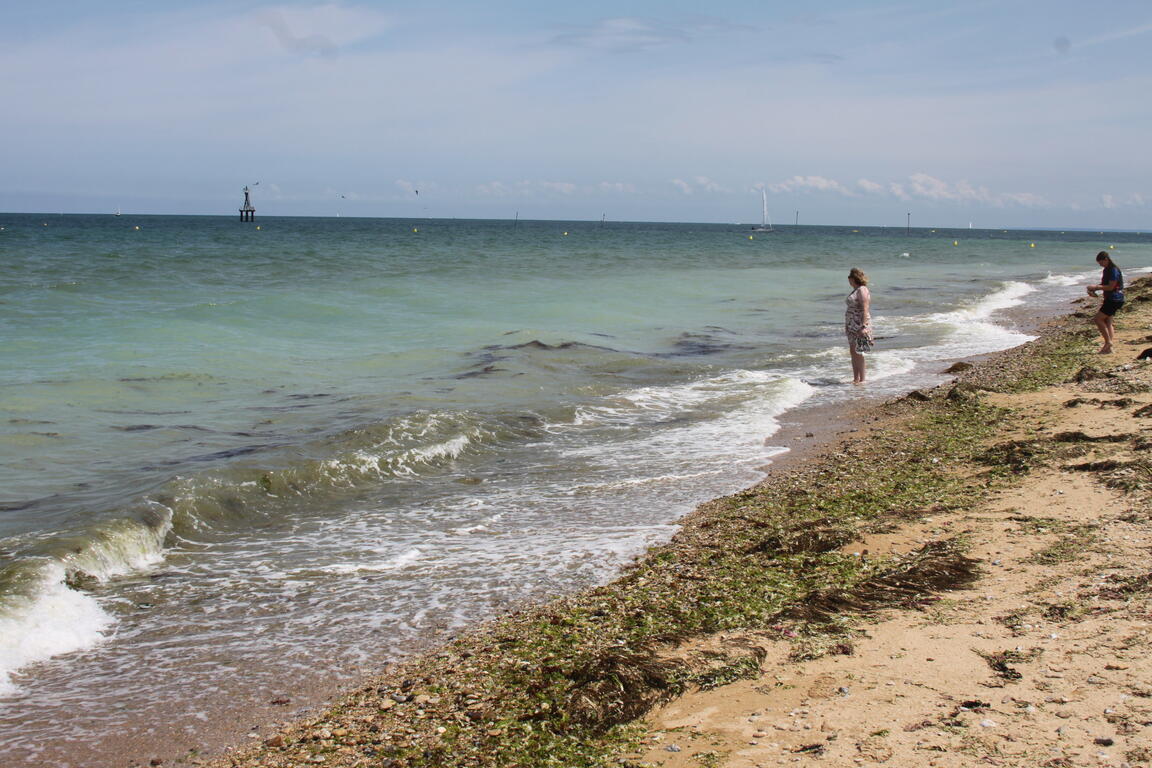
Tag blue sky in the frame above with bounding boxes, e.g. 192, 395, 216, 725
2, 1, 1150, 227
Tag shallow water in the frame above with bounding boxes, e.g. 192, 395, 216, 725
1, 214, 1148, 764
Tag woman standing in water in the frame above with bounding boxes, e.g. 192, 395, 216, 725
845, 267, 873, 384
1088, 250, 1124, 354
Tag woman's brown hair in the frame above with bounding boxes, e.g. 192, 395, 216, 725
849, 267, 868, 286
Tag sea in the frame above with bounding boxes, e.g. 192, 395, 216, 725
1, 213, 1148, 765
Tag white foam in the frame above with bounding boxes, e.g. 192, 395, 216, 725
930, 280, 1036, 323
0, 511, 171, 697
566, 374, 813, 466
1040, 272, 1081, 287
0, 562, 115, 697
324, 432, 474, 480
866, 352, 917, 381
318, 547, 424, 575
572, 369, 811, 428
911, 281, 1038, 359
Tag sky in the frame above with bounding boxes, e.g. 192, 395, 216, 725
2, 1, 1151, 228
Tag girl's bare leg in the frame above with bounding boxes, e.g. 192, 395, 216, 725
1095, 312, 1113, 353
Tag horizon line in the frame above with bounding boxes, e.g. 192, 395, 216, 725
0, 211, 1147, 234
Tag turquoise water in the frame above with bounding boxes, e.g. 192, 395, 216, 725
1, 213, 1148, 764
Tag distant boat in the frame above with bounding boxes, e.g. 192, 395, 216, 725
114, 207, 122, 217
751, 189, 774, 232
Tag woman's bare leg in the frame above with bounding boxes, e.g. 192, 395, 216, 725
849, 345, 865, 383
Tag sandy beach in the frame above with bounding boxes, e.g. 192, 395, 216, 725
186, 281, 1152, 768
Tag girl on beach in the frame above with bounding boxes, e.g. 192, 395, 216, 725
1088, 251, 1124, 354
846, 267, 873, 384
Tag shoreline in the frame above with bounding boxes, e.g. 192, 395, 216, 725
188, 283, 1131, 768
5, 280, 1086, 768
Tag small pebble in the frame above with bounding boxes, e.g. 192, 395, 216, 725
665, 744, 681, 752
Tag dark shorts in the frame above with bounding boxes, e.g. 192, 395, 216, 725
1100, 299, 1124, 316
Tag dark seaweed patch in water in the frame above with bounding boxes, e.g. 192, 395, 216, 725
455, 365, 508, 379
476, 339, 622, 362
96, 409, 194, 416
286, 393, 334, 400
113, 424, 248, 435
792, 328, 843, 339
503, 340, 618, 352
148, 444, 275, 467
663, 331, 756, 357
802, 377, 844, 387
118, 374, 217, 383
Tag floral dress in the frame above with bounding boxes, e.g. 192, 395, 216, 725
845, 286, 873, 350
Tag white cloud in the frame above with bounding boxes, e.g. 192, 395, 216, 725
475, 180, 579, 197
769, 175, 855, 196
670, 177, 728, 195
1077, 22, 1152, 49
550, 17, 691, 52
598, 181, 635, 194
907, 173, 954, 200
476, 181, 511, 197
1099, 192, 1146, 209
768, 172, 1051, 208
694, 176, 727, 193
541, 181, 577, 195
905, 173, 1051, 207
999, 192, 1048, 208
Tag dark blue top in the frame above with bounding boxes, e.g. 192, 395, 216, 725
1102, 264, 1124, 301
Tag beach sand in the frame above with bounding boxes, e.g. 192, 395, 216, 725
188, 283, 1152, 768
632, 296, 1152, 767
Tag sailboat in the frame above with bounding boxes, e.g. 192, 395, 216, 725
751, 189, 774, 232
114, 206, 122, 217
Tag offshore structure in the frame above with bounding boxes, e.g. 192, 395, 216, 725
239, 186, 256, 222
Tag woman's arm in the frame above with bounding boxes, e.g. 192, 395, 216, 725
860, 286, 871, 317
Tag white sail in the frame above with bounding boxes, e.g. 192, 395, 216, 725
752, 189, 774, 232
